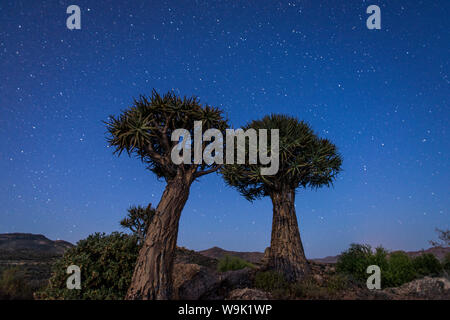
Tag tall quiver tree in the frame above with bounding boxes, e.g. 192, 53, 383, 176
221, 114, 342, 281
106, 91, 227, 299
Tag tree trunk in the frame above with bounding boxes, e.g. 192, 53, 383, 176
126, 174, 193, 300
267, 189, 310, 281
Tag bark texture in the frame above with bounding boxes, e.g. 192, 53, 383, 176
267, 189, 310, 281
126, 174, 193, 300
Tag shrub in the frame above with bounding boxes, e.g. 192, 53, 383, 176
289, 276, 326, 299
412, 253, 443, 277
217, 255, 254, 272
336, 244, 437, 288
336, 243, 448, 288
254, 271, 288, 292
326, 274, 350, 294
336, 244, 388, 282
36, 232, 139, 300
383, 252, 416, 287
254, 271, 349, 299
288, 275, 349, 299
372, 247, 390, 270
336, 244, 372, 281
0, 267, 34, 300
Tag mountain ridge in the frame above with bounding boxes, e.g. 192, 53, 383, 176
0, 233, 448, 264
198, 245, 450, 264
0, 233, 73, 256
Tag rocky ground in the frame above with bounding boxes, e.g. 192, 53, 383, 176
174, 247, 450, 300
1, 234, 448, 300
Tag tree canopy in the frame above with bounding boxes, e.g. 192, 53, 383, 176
221, 114, 342, 200
105, 90, 228, 180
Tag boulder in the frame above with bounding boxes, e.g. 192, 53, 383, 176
219, 267, 253, 288
173, 264, 253, 300
173, 263, 220, 300
383, 277, 450, 299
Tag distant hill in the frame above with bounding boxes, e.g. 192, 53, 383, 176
311, 255, 340, 264
199, 247, 264, 264
198, 246, 450, 264
0, 233, 73, 258
398, 246, 450, 261
0, 233, 74, 286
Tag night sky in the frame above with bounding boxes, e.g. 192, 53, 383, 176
1, 1, 449, 258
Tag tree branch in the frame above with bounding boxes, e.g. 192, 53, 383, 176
194, 164, 222, 178
144, 143, 169, 166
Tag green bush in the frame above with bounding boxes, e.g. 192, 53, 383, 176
0, 267, 34, 300
336, 244, 388, 282
336, 244, 372, 281
442, 253, 450, 273
384, 252, 416, 287
412, 253, 442, 277
217, 255, 254, 272
36, 232, 139, 300
336, 243, 447, 288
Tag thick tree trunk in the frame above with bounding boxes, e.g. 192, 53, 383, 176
126, 175, 193, 300
267, 189, 310, 281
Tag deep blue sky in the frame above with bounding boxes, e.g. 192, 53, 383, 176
0, 1, 448, 258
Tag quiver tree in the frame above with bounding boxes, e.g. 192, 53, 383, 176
429, 228, 450, 247
221, 114, 342, 281
106, 90, 227, 299
120, 204, 156, 244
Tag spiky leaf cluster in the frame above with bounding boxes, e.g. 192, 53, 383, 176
221, 114, 342, 201
105, 90, 228, 180
429, 228, 450, 247
120, 204, 155, 243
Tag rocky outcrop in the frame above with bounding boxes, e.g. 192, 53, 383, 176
173, 263, 220, 300
227, 288, 271, 300
172, 263, 254, 300
383, 277, 450, 299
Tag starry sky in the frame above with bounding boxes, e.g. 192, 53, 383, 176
0, 0, 449, 258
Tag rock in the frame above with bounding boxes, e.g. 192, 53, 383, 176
219, 267, 253, 288
325, 266, 336, 273
173, 263, 220, 300
313, 274, 324, 284
227, 288, 271, 300
173, 264, 254, 300
383, 277, 450, 299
